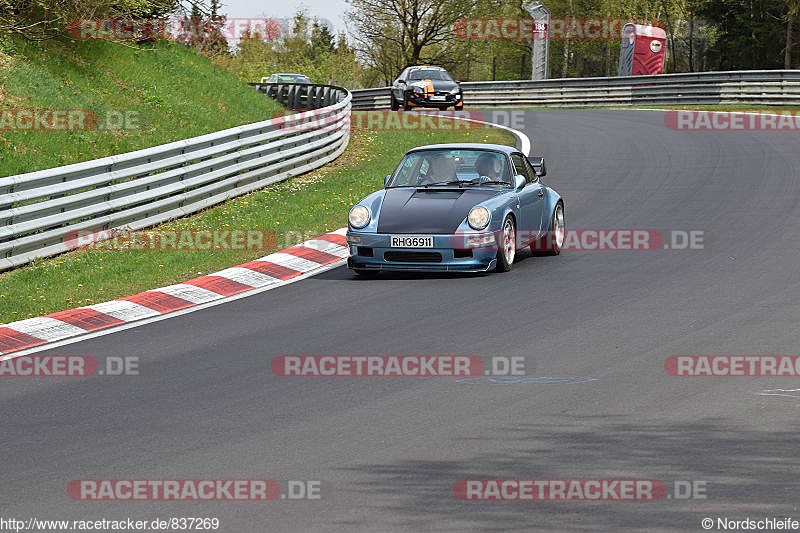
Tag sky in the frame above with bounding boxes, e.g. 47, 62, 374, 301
220, 0, 351, 36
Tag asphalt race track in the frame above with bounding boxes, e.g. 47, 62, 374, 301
3, 110, 800, 532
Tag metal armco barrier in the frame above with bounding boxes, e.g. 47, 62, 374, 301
0, 85, 351, 271
351, 70, 800, 109
250, 83, 345, 110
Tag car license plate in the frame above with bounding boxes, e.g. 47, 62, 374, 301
429, 95, 446, 101
390, 235, 434, 248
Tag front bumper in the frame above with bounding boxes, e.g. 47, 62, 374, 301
406, 92, 462, 107
347, 231, 497, 273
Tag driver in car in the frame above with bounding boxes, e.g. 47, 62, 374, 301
418, 153, 457, 185
475, 153, 506, 184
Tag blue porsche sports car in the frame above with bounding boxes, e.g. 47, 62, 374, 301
346, 143, 564, 275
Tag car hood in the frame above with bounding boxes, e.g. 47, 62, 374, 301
407, 79, 459, 92
377, 188, 500, 234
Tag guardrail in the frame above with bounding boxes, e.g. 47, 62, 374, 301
249, 83, 343, 111
351, 70, 800, 109
0, 84, 351, 271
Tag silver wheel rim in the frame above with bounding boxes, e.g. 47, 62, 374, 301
503, 219, 516, 264
554, 205, 565, 249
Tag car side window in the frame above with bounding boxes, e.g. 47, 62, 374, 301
523, 157, 539, 183
510, 154, 534, 183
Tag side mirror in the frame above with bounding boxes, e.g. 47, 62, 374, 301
528, 156, 547, 178
397, 80, 406, 85
384, 175, 392, 187
514, 175, 527, 190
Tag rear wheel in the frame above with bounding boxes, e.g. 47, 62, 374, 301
532, 202, 564, 256
495, 216, 516, 272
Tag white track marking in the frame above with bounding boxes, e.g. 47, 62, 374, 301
4, 317, 86, 342
301, 240, 350, 258
86, 300, 161, 321
256, 252, 323, 272
211, 267, 282, 288
153, 284, 222, 304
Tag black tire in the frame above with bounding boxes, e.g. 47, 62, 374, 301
495, 215, 516, 272
390, 93, 399, 111
403, 94, 413, 111
354, 269, 379, 278
532, 202, 564, 256
454, 102, 464, 111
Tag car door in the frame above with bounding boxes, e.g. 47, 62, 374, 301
510, 153, 545, 245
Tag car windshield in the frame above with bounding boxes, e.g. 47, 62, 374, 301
408, 69, 453, 81
388, 149, 512, 187
275, 75, 311, 83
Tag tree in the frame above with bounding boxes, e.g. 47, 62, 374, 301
0, 0, 177, 41
784, 0, 800, 68
311, 20, 335, 59
203, 0, 229, 56
347, 0, 472, 77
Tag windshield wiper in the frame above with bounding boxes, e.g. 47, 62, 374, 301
421, 180, 464, 188
460, 178, 510, 186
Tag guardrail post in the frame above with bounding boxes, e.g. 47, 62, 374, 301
305, 85, 314, 110
314, 86, 324, 109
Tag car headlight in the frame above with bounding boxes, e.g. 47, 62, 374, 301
468, 207, 490, 230
449, 87, 460, 94
412, 86, 423, 93
349, 205, 370, 229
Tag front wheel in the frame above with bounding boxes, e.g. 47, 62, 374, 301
390, 93, 399, 111
454, 102, 463, 111
532, 202, 564, 256
495, 216, 516, 272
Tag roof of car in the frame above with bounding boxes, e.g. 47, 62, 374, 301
272, 73, 310, 77
406, 143, 519, 155
408, 65, 446, 70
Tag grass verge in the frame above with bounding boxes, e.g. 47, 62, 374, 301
0, 38, 279, 178
0, 122, 514, 324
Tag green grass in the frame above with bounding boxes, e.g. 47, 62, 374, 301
0, 37, 280, 178
0, 124, 514, 324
